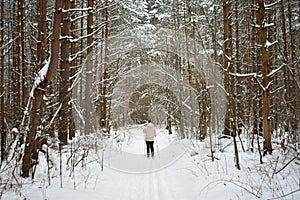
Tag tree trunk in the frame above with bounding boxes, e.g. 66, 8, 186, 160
19, 0, 27, 111
58, 0, 71, 144
233, 0, 240, 169
100, 0, 109, 129
69, 0, 76, 139
0, 0, 5, 163
21, 0, 63, 178
257, 0, 272, 155
14, 0, 21, 126
222, 0, 232, 136
250, 0, 258, 153
84, 0, 94, 134
200, 73, 207, 140
37, 0, 48, 74
186, 0, 196, 134
287, 0, 298, 139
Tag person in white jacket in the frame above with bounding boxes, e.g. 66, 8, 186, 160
143, 120, 156, 158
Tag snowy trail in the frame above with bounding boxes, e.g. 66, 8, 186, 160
100, 156, 194, 200
5, 126, 296, 200
150, 159, 176, 200
2, 126, 250, 200
97, 128, 199, 200
99, 127, 192, 200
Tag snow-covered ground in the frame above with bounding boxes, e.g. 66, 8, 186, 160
2, 126, 300, 200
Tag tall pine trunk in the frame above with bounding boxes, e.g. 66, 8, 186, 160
84, 0, 94, 134
0, 0, 5, 163
100, 0, 109, 129
19, 0, 27, 113
58, 0, 72, 144
69, 0, 76, 139
257, 0, 272, 155
287, 0, 298, 138
21, 0, 63, 178
222, 0, 231, 136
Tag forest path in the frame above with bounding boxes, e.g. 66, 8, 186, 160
3, 126, 203, 200
99, 148, 200, 200
3, 126, 300, 200
97, 126, 200, 200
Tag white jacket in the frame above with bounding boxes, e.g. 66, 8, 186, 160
143, 123, 156, 141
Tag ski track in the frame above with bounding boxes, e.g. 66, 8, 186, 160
108, 157, 178, 200
152, 159, 175, 200
108, 129, 184, 200
100, 160, 165, 199
3, 128, 199, 200
137, 158, 176, 200
3, 126, 300, 200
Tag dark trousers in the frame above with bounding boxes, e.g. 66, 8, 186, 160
145, 141, 154, 157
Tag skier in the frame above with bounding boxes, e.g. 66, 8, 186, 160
143, 120, 156, 158
166, 116, 172, 134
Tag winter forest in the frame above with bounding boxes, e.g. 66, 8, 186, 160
0, 0, 299, 199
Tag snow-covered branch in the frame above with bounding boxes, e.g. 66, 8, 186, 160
229, 72, 261, 78
30, 58, 50, 97
216, 82, 229, 97
71, 13, 89, 22
264, 22, 275, 28
69, 41, 96, 62
45, 103, 62, 130
265, 40, 277, 48
264, 80, 273, 91
0, 35, 20, 51
71, 100, 85, 126
264, 1, 280, 9
268, 63, 286, 78
62, 7, 92, 13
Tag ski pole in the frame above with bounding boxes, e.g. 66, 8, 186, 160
144, 141, 146, 156
155, 136, 160, 158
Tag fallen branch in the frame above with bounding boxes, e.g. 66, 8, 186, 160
275, 153, 299, 175
267, 188, 300, 200
200, 179, 261, 199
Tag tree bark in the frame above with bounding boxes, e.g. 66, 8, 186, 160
21, 0, 63, 178
84, 0, 94, 134
257, 0, 272, 155
13, 1, 21, 126
287, 0, 298, 139
37, 0, 48, 70
0, 0, 5, 163
100, 0, 109, 129
68, 0, 76, 139
250, 0, 258, 152
222, 0, 232, 136
19, 0, 27, 111
233, 0, 240, 169
58, 0, 72, 144
200, 73, 207, 140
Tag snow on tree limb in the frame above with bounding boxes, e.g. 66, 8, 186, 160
229, 72, 261, 78
45, 102, 62, 130
265, 40, 277, 48
264, 0, 280, 9
264, 80, 273, 91
268, 63, 286, 78
30, 58, 50, 97
264, 22, 275, 28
